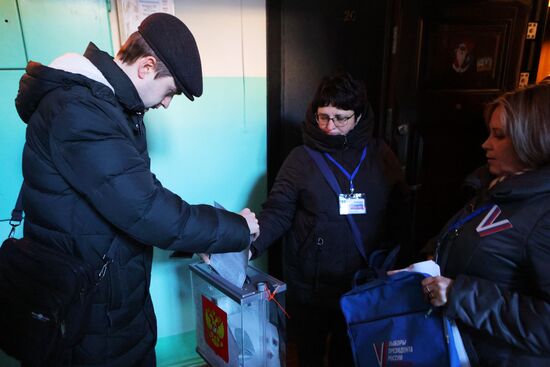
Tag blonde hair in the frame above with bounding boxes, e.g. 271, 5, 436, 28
484, 82, 550, 168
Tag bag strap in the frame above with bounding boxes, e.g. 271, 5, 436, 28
379, 245, 400, 271
304, 146, 368, 261
11, 186, 23, 223
352, 245, 401, 287
9, 182, 118, 281
6, 184, 24, 238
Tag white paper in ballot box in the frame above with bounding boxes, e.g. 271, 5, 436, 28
207, 202, 249, 288
208, 249, 249, 288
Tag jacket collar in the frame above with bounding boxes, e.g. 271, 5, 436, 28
84, 42, 145, 114
48, 52, 114, 92
490, 164, 550, 202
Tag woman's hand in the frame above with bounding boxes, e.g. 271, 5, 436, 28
421, 276, 454, 307
240, 208, 260, 241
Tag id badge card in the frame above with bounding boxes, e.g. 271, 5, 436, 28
339, 193, 366, 215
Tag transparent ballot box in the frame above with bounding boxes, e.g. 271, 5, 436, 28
189, 263, 287, 367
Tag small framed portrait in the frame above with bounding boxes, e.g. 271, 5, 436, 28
420, 23, 506, 91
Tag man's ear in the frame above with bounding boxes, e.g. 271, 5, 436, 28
137, 56, 157, 79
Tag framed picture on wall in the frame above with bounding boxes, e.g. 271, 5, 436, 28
421, 23, 507, 91
116, 0, 175, 42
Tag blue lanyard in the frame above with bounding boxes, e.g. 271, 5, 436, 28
435, 203, 491, 263
447, 204, 491, 234
324, 146, 367, 194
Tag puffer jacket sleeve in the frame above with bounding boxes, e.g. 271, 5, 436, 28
251, 148, 302, 258
444, 209, 550, 356
47, 99, 250, 253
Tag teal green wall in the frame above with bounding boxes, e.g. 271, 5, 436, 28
0, 70, 25, 237
16, 0, 113, 65
156, 332, 204, 367
0, 0, 26, 68
146, 77, 266, 209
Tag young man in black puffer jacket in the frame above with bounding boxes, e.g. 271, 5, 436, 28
14, 13, 258, 367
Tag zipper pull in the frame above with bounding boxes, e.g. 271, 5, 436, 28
134, 112, 143, 135
314, 237, 324, 293
316, 237, 324, 250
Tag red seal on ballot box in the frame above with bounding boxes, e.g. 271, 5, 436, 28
201, 295, 229, 362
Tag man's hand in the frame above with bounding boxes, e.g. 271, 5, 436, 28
198, 253, 210, 264
240, 208, 259, 241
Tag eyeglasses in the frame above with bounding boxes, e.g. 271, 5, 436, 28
315, 113, 355, 128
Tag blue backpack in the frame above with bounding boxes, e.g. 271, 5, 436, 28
340, 270, 462, 367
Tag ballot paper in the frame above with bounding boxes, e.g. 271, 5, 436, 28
405, 260, 440, 276
207, 202, 249, 288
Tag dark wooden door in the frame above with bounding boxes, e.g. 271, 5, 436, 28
385, 0, 544, 252
267, 0, 392, 277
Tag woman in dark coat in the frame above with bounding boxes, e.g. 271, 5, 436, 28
423, 82, 550, 367
250, 73, 411, 366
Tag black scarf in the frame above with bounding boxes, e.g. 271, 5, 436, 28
302, 104, 374, 153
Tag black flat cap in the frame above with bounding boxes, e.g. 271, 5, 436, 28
138, 13, 203, 101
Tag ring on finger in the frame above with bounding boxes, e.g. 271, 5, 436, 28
425, 286, 433, 298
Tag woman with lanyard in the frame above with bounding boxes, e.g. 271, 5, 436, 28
250, 73, 411, 366
422, 82, 550, 366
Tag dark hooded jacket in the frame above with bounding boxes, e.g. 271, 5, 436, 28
15, 43, 249, 366
251, 106, 411, 307
436, 165, 550, 367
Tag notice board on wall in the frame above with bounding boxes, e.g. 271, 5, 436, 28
116, 0, 175, 42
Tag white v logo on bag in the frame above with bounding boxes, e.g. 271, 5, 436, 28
373, 342, 388, 367
476, 204, 512, 237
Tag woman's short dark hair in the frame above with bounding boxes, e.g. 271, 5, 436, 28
308, 73, 368, 120
116, 32, 171, 79
485, 82, 550, 168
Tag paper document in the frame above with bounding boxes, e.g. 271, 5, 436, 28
207, 202, 249, 288
393, 260, 441, 277
408, 260, 440, 276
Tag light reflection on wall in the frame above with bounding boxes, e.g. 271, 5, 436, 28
536, 5, 550, 82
